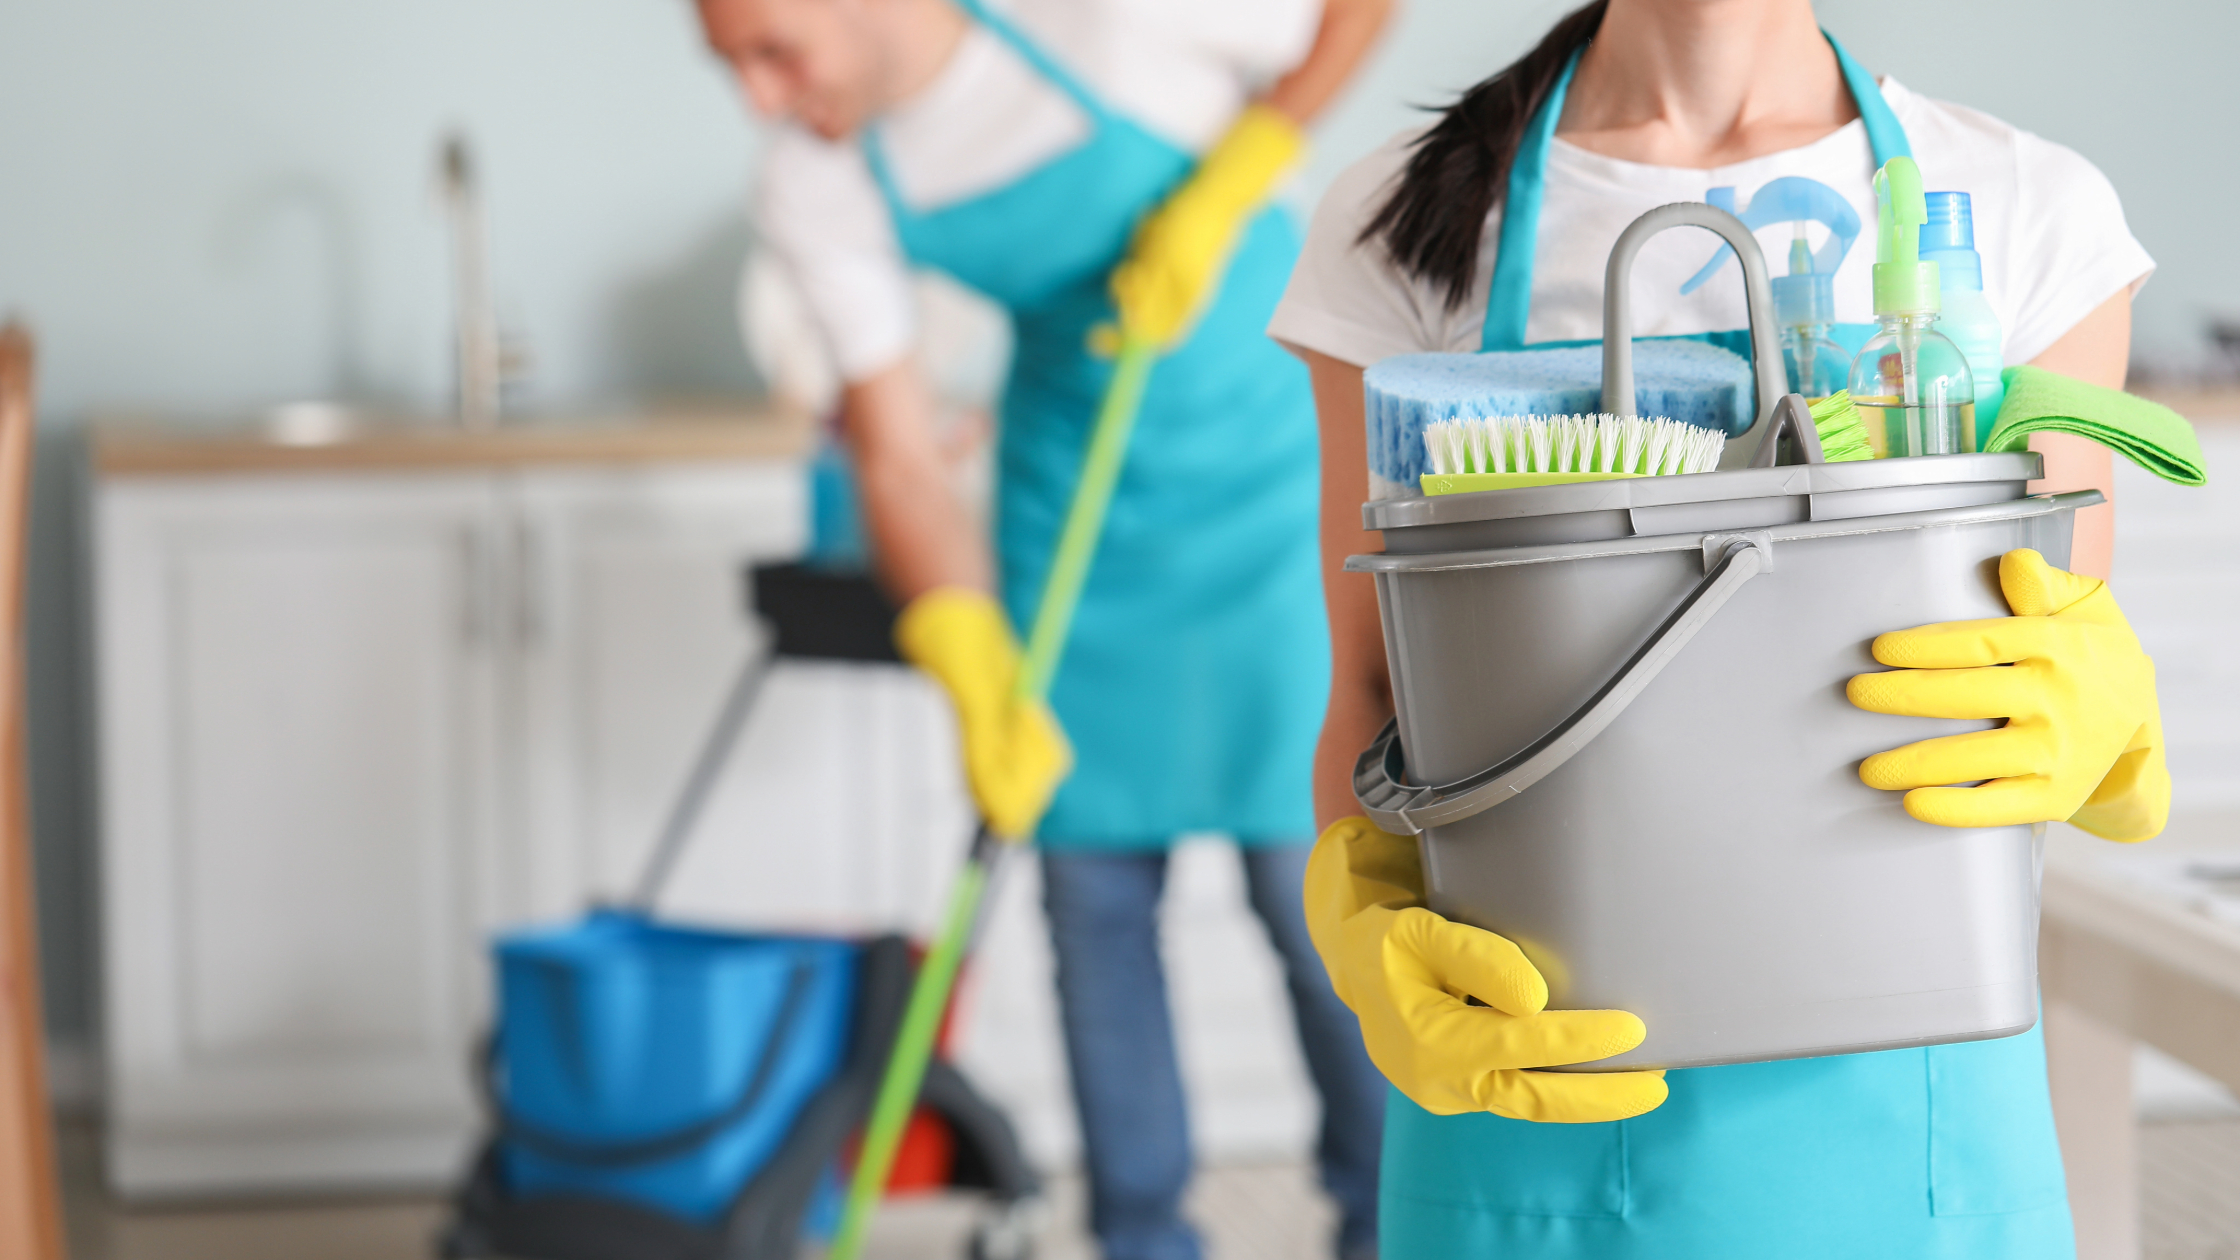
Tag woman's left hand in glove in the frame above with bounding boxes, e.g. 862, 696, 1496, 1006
1847, 548, 2168, 841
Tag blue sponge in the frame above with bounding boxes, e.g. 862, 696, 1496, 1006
1363, 342, 1755, 491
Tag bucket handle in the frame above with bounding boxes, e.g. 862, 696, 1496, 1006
1600, 202, 1789, 471
1353, 532, 1773, 835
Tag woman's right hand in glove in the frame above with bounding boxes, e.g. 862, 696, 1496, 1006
1303, 816, 1669, 1121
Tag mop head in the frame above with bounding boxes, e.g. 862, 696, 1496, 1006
1365, 343, 1753, 497
1419, 413, 1725, 494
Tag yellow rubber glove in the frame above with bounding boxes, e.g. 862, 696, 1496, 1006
1847, 549, 2169, 842
1108, 103, 1304, 348
894, 588, 1073, 841
1303, 816, 1669, 1121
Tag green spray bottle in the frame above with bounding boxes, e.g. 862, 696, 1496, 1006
1848, 156, 1975, 457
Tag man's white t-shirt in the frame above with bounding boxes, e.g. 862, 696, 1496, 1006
756, 0, 1319, 383
1268, 78, 2153, 373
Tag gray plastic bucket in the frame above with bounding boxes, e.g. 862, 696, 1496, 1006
1347, 203, 2104, 1071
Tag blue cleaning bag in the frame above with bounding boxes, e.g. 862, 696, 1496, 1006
490, 911, 860, 1223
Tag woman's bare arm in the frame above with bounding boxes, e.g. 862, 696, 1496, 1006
2026, 288, 2132, 580
1302, 348, 1392, 828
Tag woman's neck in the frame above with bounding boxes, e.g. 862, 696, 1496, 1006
1558, 0, 1856, 169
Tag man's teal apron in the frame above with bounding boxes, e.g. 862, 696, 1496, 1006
1381, 35, 2076, 1258
860, 0, 1326, 847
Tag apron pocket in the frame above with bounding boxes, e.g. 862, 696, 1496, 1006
1927, 1025, 2069, 1216
1382, 1087, 1628, 1219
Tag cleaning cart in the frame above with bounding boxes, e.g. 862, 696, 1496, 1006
439, 562, 1040, 1260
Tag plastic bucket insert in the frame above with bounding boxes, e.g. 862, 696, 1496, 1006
491, 911, 860, 1221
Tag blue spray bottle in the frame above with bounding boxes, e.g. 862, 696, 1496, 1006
1920, 191, 2003, 449
1683, 176, 1861, 400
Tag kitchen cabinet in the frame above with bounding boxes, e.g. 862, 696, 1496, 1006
92, 426, 809, 1198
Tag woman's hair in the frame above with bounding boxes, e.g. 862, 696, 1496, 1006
1359, 0, 1608, 312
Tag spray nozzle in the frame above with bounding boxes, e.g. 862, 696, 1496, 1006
1681, 177, 1861, 327
1871, 156, 1939, 315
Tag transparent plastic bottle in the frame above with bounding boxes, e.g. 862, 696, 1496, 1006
1774, 236, 1851, 399
1849, 313, 1973, 457
1921, 191, 2004, 450
1852, 157, 1976, 457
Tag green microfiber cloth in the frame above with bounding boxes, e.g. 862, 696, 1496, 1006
1983, 365, 2208, 487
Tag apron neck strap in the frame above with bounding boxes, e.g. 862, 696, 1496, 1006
1478, 47, 1581, 353
938, 0, 1109, 122
1479, 30, 1910, 353
863, 0, 1114, 210
1825, 32, 1909, 168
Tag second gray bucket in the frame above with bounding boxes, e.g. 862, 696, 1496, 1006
1349, 202, 2101, 1071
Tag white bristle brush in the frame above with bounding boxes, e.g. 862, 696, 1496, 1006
1422, 413, 1724, 479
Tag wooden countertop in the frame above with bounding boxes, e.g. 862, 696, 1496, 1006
2043, 814, 2240, 1094
93, 404, 815, 476
2136, 385, 2240, 423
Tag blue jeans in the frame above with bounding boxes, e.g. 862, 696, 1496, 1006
1041, 844, 1384, 1260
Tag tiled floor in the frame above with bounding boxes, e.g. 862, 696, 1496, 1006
54, 1117, 1334, 1260
57, 1116, 2238, 1259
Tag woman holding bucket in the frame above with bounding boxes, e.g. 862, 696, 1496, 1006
1270, 0, 2166, 1254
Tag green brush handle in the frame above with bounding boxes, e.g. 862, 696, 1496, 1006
827, 334, 1157, 1260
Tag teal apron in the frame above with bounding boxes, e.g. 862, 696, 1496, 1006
860, 0, 1326, 847
1383, 35, 2077, 1258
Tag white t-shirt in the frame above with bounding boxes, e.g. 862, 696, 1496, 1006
755, 0, 1320, 383
1268, 78, 2153, 371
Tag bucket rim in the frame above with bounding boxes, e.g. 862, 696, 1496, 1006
1362, 452, 2043, 532
1346, 489, 2103, 576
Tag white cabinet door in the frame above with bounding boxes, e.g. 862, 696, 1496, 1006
95, 474, 505, 1197
504, 462, 980, 936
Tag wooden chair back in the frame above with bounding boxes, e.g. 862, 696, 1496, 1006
0, 319, 65, 1260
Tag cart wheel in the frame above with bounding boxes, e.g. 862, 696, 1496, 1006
965, 1197, 1044, 1260
435, 1220, 492, 1260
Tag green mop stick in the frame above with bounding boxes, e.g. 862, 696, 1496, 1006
828, 336, 1158, 1260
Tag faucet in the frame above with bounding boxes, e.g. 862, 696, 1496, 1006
438, 133, 501, 428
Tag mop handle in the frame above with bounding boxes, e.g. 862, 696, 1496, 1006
828, 336, 1158, 1260
1018, 339, 1157, 702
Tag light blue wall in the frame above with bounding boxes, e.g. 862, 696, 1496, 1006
1, 0, 2226, 1052
1821, 0, 2239, 374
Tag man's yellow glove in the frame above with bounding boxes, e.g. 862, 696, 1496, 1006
895, 589, 1072, 840
1108, 103, 1304, 348
1303, 816, 1669, 1122
1848, 548, 2169, 842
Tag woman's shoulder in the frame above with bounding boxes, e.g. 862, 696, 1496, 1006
1881, 78, 2151, 362
1883, 78, 2120, 203
1272, 124, 1471, 367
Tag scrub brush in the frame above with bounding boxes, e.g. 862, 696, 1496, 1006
1809, 391, 1875, 462
1421, 413, 1725, 495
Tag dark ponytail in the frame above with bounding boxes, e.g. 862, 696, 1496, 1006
1359, 0, 1608, 312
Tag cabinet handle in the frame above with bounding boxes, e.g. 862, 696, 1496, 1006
513, 518, 545, 652
460, 526, 493, 648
